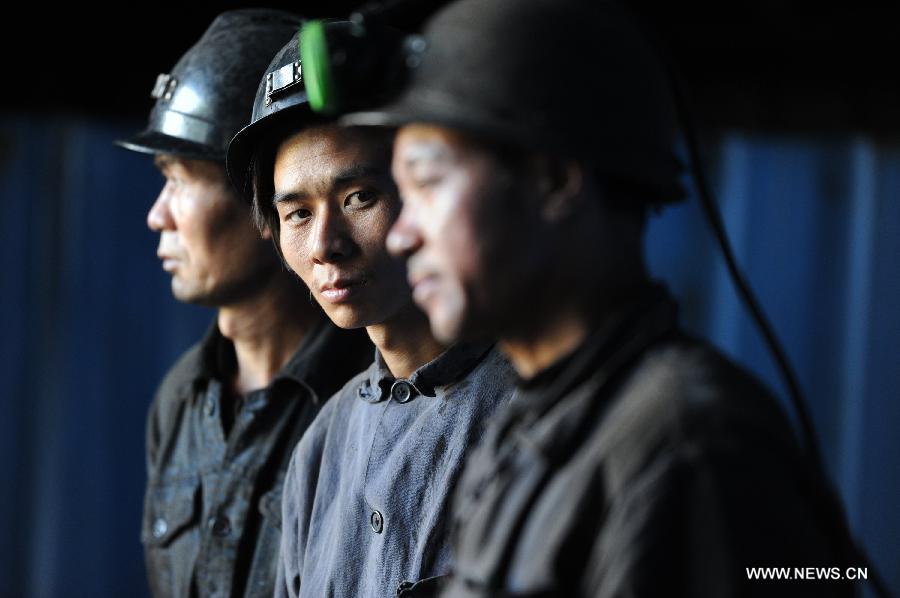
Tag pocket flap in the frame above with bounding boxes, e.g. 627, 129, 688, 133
141, 478, 200, 547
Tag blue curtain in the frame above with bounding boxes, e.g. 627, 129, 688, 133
1, 117, 897, 596
0, 116, 210, 597
646, 134, 900, 594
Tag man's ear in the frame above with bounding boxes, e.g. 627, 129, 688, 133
533, 156, 585, 222
259, 223, 273, 241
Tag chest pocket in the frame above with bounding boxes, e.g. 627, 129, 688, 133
141, 477, 201, 547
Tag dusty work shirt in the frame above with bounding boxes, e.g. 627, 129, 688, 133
277, 343, 516, 598
442, 285, 857, 598
142, 319, 371, 598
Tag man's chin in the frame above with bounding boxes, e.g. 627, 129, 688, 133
171, 279, 215, 306
428, 308, 469, 346
320, 303, 372, 331
433, 303, 503, 346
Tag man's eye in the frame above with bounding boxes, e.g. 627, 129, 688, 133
286, 208, 312, 223
345, 189, 377, 208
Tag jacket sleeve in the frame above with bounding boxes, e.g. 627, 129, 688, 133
145, 350, 195, 476
581, 445, 737, 598
581, 437, 850, 598
145, 388, 165, 476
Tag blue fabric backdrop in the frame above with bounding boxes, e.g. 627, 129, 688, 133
0, 116, 897, 596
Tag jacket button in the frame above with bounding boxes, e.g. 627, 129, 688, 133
209, 515, 231, 537
152, 518, 168, 538
391, 381, 413, 403
370, 510, 384, 533
357, 385, 368, 398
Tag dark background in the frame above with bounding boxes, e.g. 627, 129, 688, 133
3, 1, 900, 133
1, 2, 898, 597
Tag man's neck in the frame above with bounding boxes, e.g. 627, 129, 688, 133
500, 309, 590, 380
501, 204, 651, 380
500, 277, 650, 380
217, 276, 319, 394
366, 302, 445, 380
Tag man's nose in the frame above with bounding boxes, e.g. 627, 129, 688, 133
311, 209, 355, 264
147, 187, 175, 232
386, 205, 423, 258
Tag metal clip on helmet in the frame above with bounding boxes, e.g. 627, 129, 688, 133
116, 9, 303, 161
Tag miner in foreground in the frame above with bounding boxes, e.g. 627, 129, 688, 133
344, 0, 859, 595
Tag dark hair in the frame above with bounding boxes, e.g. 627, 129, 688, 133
249, 129, 283, 245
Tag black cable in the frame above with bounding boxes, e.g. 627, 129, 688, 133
660, 36, 895, 598
673, 87, 824, 470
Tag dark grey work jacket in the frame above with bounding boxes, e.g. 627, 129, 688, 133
277, 343, 517, 598
142, 319, 372, 598
442, 286, 857, 598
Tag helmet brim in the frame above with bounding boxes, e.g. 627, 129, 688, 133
114, 129, 224, 162
343, 96, 687, 205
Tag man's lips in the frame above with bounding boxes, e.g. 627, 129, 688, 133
409, 271, 440, 305
158, 254, 180, 273
318, 277, 366, 303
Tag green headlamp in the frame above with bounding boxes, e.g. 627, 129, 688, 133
298, 16, 421, 116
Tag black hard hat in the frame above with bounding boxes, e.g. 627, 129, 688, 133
116, 9, 303, 162
226, 24, 343, 200
344, 0, 685, 202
